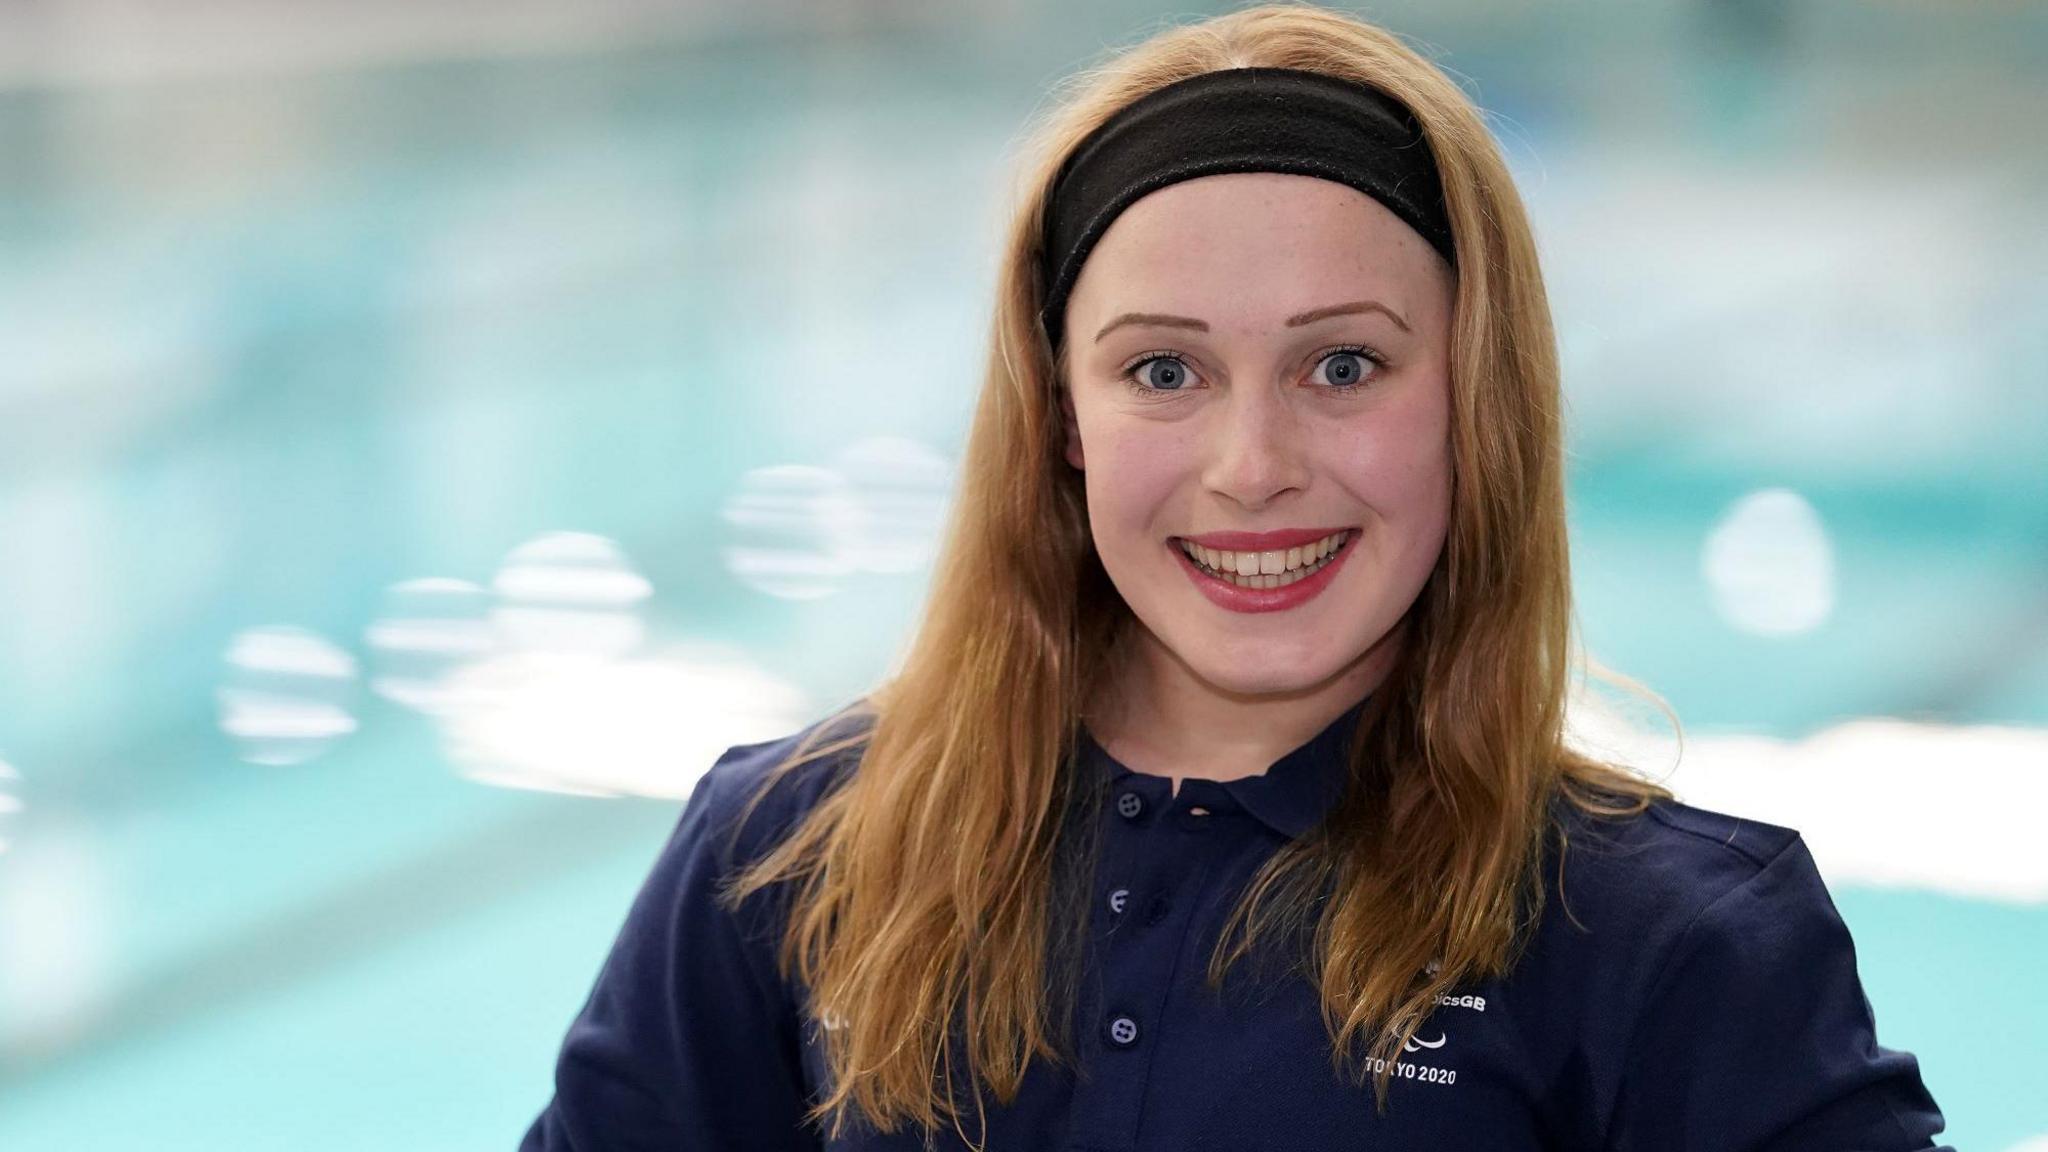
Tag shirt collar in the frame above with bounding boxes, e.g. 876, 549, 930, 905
1077, 694, 1370, 840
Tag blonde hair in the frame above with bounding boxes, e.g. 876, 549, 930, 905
720, 4, 1673, 1145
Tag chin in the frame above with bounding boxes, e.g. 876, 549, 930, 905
1183, 648, 1339, 698
1176, 619, 1391, 696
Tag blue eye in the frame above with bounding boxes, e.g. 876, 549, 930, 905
1312, 347, 1383, 389
1322, 353, 1364, 385
1131, 355, 1191, 391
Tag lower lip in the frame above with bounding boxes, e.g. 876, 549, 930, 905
1169, 533, 1357, 614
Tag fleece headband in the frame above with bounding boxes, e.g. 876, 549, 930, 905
1038, 66, 1455, 350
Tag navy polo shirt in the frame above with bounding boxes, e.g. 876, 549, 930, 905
520, 703, 1953, 1150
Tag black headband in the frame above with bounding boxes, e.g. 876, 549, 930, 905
1038, 67, 1455, 351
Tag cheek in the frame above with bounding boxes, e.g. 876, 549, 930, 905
1334, 403, 1453, 530
1081, 421, 1189, 531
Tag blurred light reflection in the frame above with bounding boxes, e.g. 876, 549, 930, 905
720, 437, 954, 599
492, 532, 652, 657
833, 436, 954, 576
440, 644, 809, 799
0, 759, 21, 856
720, 464, 862, 600
365, 577, 497, 714
1569, 691, 2048, 904
1702, 487, 1836, 637
216, 627, 360, 765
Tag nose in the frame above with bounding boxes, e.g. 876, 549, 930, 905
1200, 382, 1311, 511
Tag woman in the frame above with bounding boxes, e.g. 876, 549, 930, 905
521, 5, 1952, 1149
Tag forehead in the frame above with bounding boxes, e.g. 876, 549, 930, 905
1063, 171, 1447, 322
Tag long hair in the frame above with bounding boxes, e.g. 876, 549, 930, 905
719, 4, 1674, 1145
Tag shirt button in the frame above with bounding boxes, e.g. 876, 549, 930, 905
1107, 887, 1129, 915
1104, 1014, 1140, 1048
1145, 893, 1171, 924
1116, 791, 1145, 820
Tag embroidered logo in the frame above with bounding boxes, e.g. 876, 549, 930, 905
1361, 956, 1464, 1088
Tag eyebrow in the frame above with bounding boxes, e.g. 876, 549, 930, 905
1093, 299, 1410, 343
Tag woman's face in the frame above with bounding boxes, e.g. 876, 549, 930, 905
1059, 171, 1455, 701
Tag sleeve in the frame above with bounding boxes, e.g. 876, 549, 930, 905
1605, 834, 1954, 1152
518, 755, 822, 1152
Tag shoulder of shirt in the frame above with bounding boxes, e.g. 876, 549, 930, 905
692, 702, 875, 872
1538, 789, 1810, 950
1556, 789, 1802, 869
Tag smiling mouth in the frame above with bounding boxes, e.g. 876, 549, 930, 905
1172, 530, 1354, 590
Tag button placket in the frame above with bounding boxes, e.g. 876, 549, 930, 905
1071, 773, 1228, 1152
1104, 784, 1156, 940
1084, 848, 1217, 1151
1102, 778, 1226, 941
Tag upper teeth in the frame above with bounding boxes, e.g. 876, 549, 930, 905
1179, 531, 1348, 576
